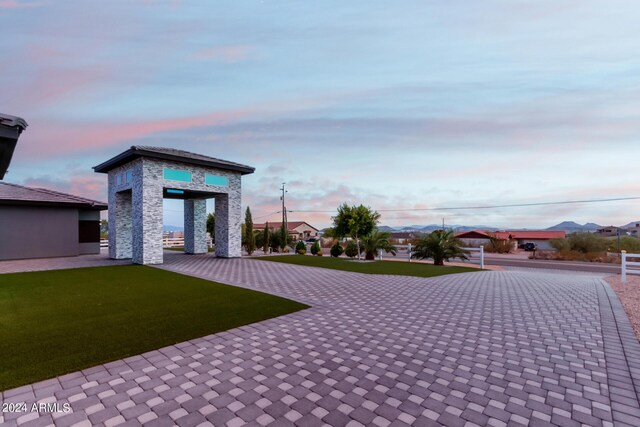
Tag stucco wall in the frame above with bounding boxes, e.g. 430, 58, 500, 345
0, 206, 79, 260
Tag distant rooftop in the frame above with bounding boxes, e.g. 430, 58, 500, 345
0, 113, 28, 180
93, 146, 255, 175
0, 182, 107, 210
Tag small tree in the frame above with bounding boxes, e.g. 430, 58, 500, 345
362, 230, 397, 260
263, 222, 270, 253
295, 240, 306, 255
244, 207, 255, 255
311, 241, 321, 255
332, 203, 380, 261
330, 243, 344, 258
207, 213, 215, 243
412, 230, 468, 265
345, 240, 360, 258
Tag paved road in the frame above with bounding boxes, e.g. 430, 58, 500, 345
2, 252, 639, 427
483, 257, 621, 274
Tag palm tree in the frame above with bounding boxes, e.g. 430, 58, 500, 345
362, 230, 397, 260
411, 229, 468, 265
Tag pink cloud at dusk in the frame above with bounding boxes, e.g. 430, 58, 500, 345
21, 173, 107, 203
0, 0, 40, 8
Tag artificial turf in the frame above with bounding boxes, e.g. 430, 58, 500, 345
255, 255, 479, 277
0, 265, 308, 391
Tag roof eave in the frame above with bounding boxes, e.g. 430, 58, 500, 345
93, 147, 255, 175
0, 199, 108, 210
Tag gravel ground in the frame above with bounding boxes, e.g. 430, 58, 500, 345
605, 274, 640, 341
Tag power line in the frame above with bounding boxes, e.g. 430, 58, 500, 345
253, 211, 282, 220
288, 196, 640, 214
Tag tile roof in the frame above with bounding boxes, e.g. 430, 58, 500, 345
94, 146, 255, 175
0, 182, 107, 209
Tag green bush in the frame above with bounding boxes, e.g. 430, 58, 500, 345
345, 241, 360, 258
549, 238, 571, 252
310, 241, 321, 255
616, 236, 640, 253
295, 241, 306, 254
330, 243, 344, 258
549, 233, 609, 254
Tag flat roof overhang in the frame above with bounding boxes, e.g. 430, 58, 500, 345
94, 146, 255, 175
0, 121, 27, 180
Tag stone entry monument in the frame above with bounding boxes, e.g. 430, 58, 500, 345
94, 146, 254, 264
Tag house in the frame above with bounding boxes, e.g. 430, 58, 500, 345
0, 113, 108, 261
0, 182, 107, 260
627, 223, 640, 237
596, 226, 627, 237
389, 232, 421, 244
456, 230, 566, 250
253, 221, 319, 241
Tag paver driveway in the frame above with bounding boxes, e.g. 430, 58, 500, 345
2, 253, 639, 427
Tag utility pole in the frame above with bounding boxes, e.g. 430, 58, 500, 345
280, 183, 287, 246
442, 217, 445, 231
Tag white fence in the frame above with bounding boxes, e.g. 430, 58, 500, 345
377, 244, 484, 268
621, 250, 640, 283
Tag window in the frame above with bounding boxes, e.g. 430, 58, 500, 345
205, 174, 229, 187
126, 170, 133, 183
164, 168, 192, 183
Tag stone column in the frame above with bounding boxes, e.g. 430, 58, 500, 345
215, 192, 242, 257
184, 198, 208, 254
132, 160, 164, 265
109, 190, 132, 259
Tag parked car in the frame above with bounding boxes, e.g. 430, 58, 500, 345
523, 242, 537, 251
305, 238, 318, 244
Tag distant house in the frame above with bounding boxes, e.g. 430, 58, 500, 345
456, 230, 566, 250
253, 221, 319, 241
596, 226, 627, 237
0, 182, 107, 260
389, 231, 421, 244
627, 223, 640, 237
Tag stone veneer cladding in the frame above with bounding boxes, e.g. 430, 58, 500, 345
184, 198, 207, 254
107, 157, 243, 264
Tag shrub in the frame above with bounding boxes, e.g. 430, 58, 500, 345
310, 241, 321, 255
297, 249, 306, 255
485, 234, 513, 254
615, 236, 640, 253
295, 241, 306, 255
330, 243, 344, 258
411, 230, 468, 266
549, 238, 571, 252
316, 250, 323, 256
345, 241, 359, 258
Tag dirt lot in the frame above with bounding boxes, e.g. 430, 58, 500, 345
604, 275, 640, 341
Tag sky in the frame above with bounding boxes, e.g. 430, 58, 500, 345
1, 0, 640, 229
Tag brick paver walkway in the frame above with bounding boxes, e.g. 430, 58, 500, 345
2, 253, 639, 426
0, 251, 130, 274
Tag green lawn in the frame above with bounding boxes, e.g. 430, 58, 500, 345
0, 266, 307, 391
255, 255, 479, 277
